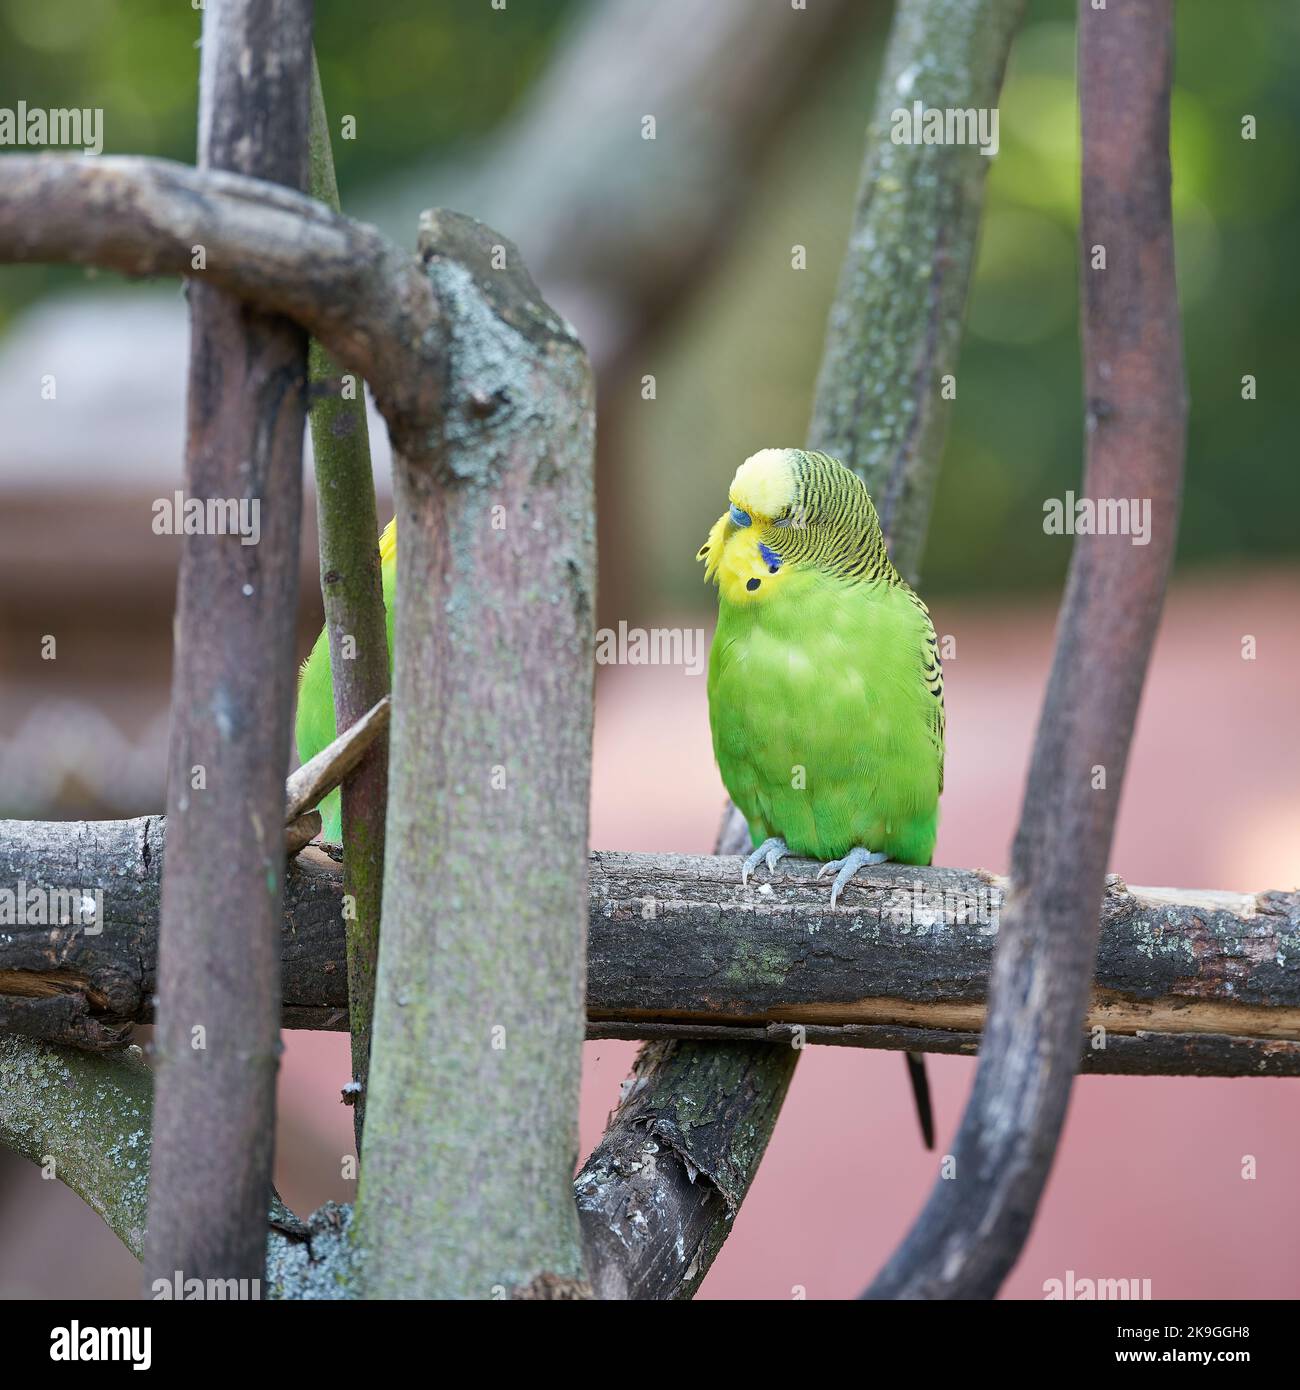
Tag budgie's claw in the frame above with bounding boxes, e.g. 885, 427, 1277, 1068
818, 846, 890, 908
742, 836, 790, 886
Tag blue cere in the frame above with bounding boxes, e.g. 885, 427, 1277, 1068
729, 503, 751, 528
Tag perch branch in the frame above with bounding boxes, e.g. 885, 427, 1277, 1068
4, 837, 1294, 1072
866, 0, 1187, 1299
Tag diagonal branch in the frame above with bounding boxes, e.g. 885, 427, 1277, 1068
866, 0, 1187, 1299
0, 155, 440, 455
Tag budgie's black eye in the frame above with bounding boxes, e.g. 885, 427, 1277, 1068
729, 503, 751, 528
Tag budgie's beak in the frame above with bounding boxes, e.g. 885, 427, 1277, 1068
697, 511, 730, 585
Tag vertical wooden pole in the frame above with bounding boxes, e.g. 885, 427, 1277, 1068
145, 0, 313, 1285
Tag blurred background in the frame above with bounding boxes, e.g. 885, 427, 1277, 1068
0, 0, 1296, 1299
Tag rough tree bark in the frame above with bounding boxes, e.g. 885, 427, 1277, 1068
866, 0, 1187, 1298
0, 1032, 358, 1297
305, 52, 388, 1150
144, 0, 312, 1289
580, 0, 1028, 1299
4, 831, 1296, 1073
348, 215, 596, 1299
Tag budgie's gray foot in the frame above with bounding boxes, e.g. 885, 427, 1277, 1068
818, 846, 890, 908
742, 836, 790, 886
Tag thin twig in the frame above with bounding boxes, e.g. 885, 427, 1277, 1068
284, 695, 390, 823
304, 51, 390, 1149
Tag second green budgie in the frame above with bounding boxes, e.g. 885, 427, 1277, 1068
295, 517, 396, 843
700, 447, 945, 1144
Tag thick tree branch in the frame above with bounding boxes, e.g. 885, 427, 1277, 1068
0, 155, 440, 456
349, 215, 596, 1299
0, 1034, 154, 1258
576, 1040, 795, 1301
144, 0, 313, 1292
5, 834, 1294, 1071
866, 0, 1187, 1299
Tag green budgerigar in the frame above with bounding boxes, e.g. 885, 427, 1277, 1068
296, 517, 397, 843
699, 447, 945, 1143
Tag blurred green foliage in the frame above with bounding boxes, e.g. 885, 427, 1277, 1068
1, 0, 1294, 600
0, 0, 574, 327
637, 0, 1300, 605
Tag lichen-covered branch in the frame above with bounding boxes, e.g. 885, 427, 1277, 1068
611, 0, 1028, 1300
0, 1034, 154, 1258
349, 215, 596, 1299
809, 0, 1028, 579
866, 0, 1187, 1299
0, 1032, 357, 1298
305, 52, 389, 1151
144, 0, 312, 1291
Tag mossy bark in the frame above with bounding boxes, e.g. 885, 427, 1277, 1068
305, 53, 389, 1151
350, 215, 596, 1299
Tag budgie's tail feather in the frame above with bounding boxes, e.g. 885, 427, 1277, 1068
905, 1051, 935, 1150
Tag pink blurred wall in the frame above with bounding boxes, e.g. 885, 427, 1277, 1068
270, 569, 1299, 1300
2, 572, 1295, 1298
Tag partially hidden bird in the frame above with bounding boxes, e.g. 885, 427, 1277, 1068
295, 517, 397, 844
699, 447, 945, 1147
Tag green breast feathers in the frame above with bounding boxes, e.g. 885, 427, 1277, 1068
700, 447, 944, 877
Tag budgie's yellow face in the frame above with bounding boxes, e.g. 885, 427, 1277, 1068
698, 448, 801, 606
699, 447, 894, 604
